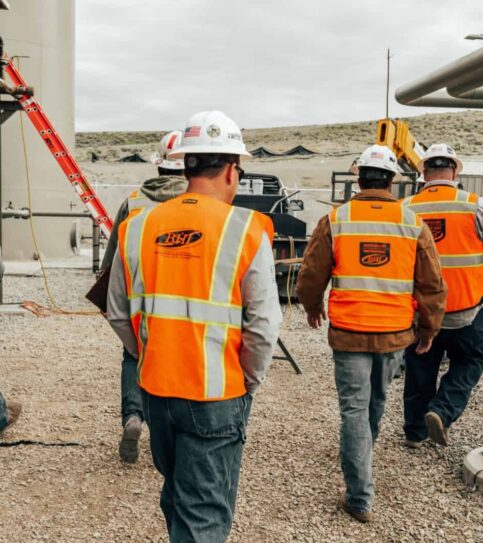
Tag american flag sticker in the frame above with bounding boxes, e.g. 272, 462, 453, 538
370, 152, 384, 159
185, 126, 201, 138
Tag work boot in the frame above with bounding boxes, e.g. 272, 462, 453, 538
338, 492, 374, 523
119, 415, 142, 463
0, 400, 22, 434
425, 411, 448, 447
404, 438, 424, 449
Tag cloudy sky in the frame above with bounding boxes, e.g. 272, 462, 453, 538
76, 0, 481, 131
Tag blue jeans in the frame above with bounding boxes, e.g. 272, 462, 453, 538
121, 348, 143, 426
404, 308, 483, 442
333, 350, 402, 513
142, 391, 252, 543
0, 391, 7, 431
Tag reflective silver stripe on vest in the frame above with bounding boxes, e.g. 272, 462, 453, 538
402, 205, 418, 226
210, 207, 254, 304
124, 209, 153, 295
456, 190, 469, 203
439, 253, 483, 268
336, 202, 350, 222
204, 206, 254, 397
128, 192, 158, 213
204, 325, 228, 398
407, 201, 476, 214
129, 295, 242, 327
332, 276, 414, 294
330, 221, 421, 239
136, 314, 149, 384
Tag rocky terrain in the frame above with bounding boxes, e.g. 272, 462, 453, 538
1, 270, 482, 542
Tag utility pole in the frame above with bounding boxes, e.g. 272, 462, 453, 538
386, 48, 391, 118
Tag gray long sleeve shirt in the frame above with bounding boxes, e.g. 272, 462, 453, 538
107, 230, 282, 395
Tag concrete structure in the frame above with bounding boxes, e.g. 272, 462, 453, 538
463, 447, 483, 494
0, 0, 75, 259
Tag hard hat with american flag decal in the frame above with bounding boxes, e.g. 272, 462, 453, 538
150, 130, 184, 170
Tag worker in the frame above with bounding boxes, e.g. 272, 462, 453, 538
296, 144, 446, 523
101, 130, 188, 464
107, 110, 282, 542
0, 252, 22, 434
402, 144, 483, 448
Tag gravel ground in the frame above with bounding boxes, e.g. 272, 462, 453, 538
1, 270, 482, 543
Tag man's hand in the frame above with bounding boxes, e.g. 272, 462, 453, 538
415, 335, 433, 354
307, 307, 327, 329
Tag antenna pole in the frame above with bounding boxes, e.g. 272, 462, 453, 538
386, 48, 391, 118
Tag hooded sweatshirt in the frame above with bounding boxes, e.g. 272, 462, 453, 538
101, 174, 188, 270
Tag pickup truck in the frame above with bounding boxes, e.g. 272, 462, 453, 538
233, 173, 308, 301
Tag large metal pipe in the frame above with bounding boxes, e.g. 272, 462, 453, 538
396, 46, 483, 108
1, 207, 92, 219
403, 90, 483, 108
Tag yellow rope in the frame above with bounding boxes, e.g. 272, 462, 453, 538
17, 59, 99, 317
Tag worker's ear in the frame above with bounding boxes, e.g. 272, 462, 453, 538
226, 163, 236, 186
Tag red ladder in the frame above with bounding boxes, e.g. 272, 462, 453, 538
3, 53, 113, 238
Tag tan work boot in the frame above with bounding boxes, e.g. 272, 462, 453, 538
425, 411, 448, 447
0, 400, 22, 434
119, 416, 142, 463
338, 493, 374, 523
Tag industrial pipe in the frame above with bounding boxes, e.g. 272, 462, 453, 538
1, 206, 102, 273
396, 46, 483, 108
1, 206, 92, 219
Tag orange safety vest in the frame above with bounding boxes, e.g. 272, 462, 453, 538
328, 199, 422, 333
403, 184, 483, 313
127, 189, 158, 214
118, 193, 274, 401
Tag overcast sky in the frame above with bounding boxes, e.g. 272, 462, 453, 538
75, 0, 481, 132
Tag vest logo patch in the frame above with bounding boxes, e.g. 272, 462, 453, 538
360, 242, 390, 267
156, 230, 203, 248
424, 218, 446, 242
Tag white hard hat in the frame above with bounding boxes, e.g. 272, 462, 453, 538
150, 130, 184, 170
417, 143, 463, 175
168, 111, 252, 159
350, 144, 398, 175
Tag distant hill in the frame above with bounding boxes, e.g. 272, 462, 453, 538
75, 110, 483, 161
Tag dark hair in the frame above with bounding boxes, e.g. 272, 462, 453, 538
157, 166, 184, 176
184, 153, 238, 179
358, 167, 394, 190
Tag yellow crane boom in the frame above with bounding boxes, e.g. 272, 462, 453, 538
376, 118, 426, 173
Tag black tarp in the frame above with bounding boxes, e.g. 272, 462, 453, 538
283, 145, 317, 156
250, 145, 318, 158
250, 146, 283, 158
118, 153, 148, 163
90, 152, 100, 163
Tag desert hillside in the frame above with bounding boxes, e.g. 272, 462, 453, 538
76, 110, 483, 162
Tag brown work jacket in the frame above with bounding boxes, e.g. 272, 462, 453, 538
296, 189, 447, 353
